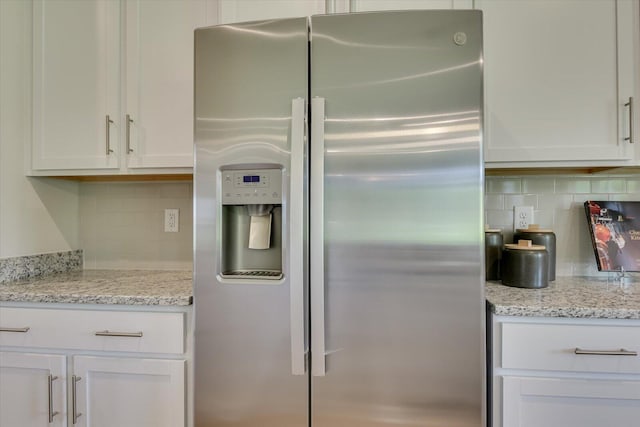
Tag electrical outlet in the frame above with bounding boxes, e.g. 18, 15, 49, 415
513, 206, 534, 231
164, 209, 179, 232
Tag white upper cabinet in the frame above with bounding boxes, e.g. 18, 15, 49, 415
30, 0, 215, 176
125, 0, 212, 170
32, 0, 121, 171
481, 0, 639, 167
349, 0, 472, 11
217, 0, 326, 24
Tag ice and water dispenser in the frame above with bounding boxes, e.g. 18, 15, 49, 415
220, 167, 283, 280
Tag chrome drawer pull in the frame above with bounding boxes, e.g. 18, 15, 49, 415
95, 330, 143, 338
574, 348, 638, 356
0, 327, 30, 333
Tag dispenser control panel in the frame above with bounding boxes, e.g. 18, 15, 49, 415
221, 168, 282, 205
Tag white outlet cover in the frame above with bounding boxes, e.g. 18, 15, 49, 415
513, 206, 534, 231
164, 209, 179, 232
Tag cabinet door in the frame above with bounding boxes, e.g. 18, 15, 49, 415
502, 376, 640, 427
73, 356, 185, 427
0, 352, 66, 427
125, 0, 214, 170
480, 0, 636, 165
32, 0, 120, 171
218, 0, 326, 24
350, 0, 472, 11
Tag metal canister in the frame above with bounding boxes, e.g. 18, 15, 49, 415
514, 224, 556, 281
485, 228, 503, 280
501, 240, 549, 289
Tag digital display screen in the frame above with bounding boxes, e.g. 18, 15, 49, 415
243, 175, 260, 183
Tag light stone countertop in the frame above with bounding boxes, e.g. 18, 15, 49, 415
486, 275, 640, 319
0, 270, 192, 306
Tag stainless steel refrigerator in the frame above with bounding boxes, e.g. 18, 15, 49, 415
194, 10, 484, 427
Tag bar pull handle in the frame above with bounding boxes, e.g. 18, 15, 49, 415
624, 97, 634, 143
574, 348, 638, 356
95, 330, 143, 338
290, 97, 308, 375
105, 115, 114, 155
310, 97, 326, 377
72, 375, 82, 424
0, 327, 30, 333
48, 374, 59, 423
126, 114, 134, 153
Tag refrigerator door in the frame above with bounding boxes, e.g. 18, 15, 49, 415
310, 11, 484, 426
194, 18, 309, 427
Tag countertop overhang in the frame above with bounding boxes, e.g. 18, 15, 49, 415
486, 276, 640, 319
0, 270, 192, 306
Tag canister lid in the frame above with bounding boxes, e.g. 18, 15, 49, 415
504, 240, 546, 251
515, 224, 553, 233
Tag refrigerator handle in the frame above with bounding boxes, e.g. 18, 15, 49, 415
310, 97, 326, 377
290, 97, 307, 375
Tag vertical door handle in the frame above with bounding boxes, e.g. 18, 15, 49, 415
105, 115, 114, 155
48, 375, 59, 423
624, 97, 634, 143
126, 114, 134, 153
310, 97, 326, 377
72, 375, 82, 424
290, 98, 308, 375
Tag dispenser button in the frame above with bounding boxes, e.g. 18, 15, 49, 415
272, 192, 279, 198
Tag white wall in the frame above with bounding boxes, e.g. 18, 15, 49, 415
485, 174, 640, 277
0, 0, 79, 258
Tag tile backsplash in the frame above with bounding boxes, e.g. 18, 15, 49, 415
485, 175, 640, 277
79, 182, 193, 270
77, 175, 639, 275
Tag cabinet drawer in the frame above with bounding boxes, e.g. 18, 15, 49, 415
501, 322, 640, 374
0, 308, 184, 354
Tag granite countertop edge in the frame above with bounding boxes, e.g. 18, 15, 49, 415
0, 270, 193, 307
486, 276, 640, 320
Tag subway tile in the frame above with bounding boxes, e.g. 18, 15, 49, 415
522, 177, 555, 194
610, 194, 639, 201
591, 178, 626, 194
554, 178, 591, 194
531, 209, 553, 229
159, 183, 191, 199
484, 194, 504, 210
485, 178, 522, 194
504, 194, 538, 209
485, 209, 513, 230
572, 194, 609, 204
539, 194, 573, 211
627, 178, 640, 194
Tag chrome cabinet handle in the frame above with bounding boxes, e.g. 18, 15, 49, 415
0, 327, 30, 333
105, 115, 114, 155
72, 375, 82, 424
289, 97, 308, 376
574, 347, 638, 356
95, 330, 143, 338
310, 97, 326, 377
48, 375, 59, 423
126, 114, 134, 153
624, 97, 634, 144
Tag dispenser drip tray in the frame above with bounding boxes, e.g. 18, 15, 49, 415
221, 270, 283, 280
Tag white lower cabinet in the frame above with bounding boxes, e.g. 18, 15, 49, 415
0, 306, 188, 427
0, 352, 66, 427
73, 356, 184, 427
502, 376, 640, 427
491, 315, 640, 427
